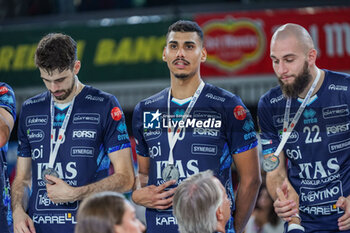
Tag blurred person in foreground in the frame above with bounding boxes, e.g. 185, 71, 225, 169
75, 191, 145, 233
11, 33, 135, 233
173, 170, 231, 233
0, 82, 16, 233
132, 20, 261, 233
258, 23, 350, 232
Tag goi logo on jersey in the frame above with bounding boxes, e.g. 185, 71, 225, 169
31, 145, 44, 160
26, 115, 48, 126
144, 110, 161, 129
149, 142, 161, 158
72, 130, 97, 140
303, 108, 317, 124
323, 105, 349, 119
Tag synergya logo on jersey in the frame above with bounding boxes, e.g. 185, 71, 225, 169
323, 105, 349, 119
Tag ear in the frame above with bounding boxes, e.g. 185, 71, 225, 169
201, 47, 207, 63
307, 48, 317, 66
73, 60, 81, 75
216, 205, 224, 222
162, 47, 167, 62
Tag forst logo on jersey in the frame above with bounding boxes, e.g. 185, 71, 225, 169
72, 130, 97, 140
202, 18, 265, 72
144, 109, 162, 129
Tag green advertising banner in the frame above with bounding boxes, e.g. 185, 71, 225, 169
0, 18, 175, 87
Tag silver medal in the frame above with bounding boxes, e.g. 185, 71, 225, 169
162, 164, 179, 182
263, 155, 280, 172
42, 168, 59, 184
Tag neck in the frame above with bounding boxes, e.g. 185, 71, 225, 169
170, 75, 202, 99
298, 66, 324, 99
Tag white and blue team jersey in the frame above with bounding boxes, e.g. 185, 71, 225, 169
17, 85, 130, 233
258, 70, 350, 233
0, 83, 16, 233
133, 83, 258, 233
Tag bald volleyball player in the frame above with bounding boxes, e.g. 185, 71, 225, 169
258, 23, 350, 232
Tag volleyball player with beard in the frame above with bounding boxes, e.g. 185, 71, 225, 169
258, 23, 350, 232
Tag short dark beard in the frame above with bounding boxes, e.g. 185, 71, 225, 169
278, 61, 311, 98
54, 76, 76, 101
174, 70, 197, 80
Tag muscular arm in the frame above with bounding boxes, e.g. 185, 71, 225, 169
46, 147, 135, 203
232, 147, 261, 233
0, 107, 14, 147
12, 157, 35, 233
265, 151, 299, 221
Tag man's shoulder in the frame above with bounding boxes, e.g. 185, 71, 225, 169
136, 88, 168, 109
22, 92, 49, 108
203, 83, 243, 105
259, 85, 284, 106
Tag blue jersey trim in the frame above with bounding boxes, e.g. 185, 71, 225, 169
107, 143, 131, 154
262, 147, 276, 155
234, 140, 258, 154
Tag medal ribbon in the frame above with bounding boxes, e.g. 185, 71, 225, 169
167, 81, 205, 165
48, 94, 76, 169
273, 68, 321, 158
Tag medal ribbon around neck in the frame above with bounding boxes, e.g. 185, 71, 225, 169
48, 83, 78, 169
274, 68, 321, 159
166, 80, 205, 165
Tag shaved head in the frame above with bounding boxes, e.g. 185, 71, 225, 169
271, 23, 314, 55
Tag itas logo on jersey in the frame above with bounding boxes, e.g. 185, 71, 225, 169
144, 110, 162, 129
303, 108, 317, 124
72, 130, 97, 140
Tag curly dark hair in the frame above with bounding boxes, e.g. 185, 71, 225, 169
35, 33, 77, 75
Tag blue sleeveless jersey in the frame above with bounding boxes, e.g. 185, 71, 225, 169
17, 85, 130, 233
0, 83, 16, 233
133, 83, 257, 233
258, 70, 350, 233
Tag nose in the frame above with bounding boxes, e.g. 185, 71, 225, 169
176, 47, 185, 58
49, 81, 60, 92
276, 62, 288, 76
